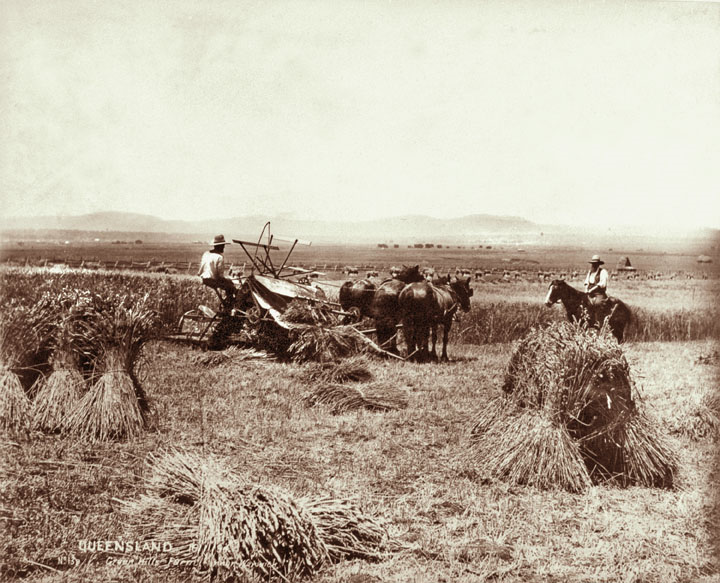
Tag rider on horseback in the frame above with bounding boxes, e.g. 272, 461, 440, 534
584, 255, 609, 309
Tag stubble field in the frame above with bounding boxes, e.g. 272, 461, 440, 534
1, 254, 719, 582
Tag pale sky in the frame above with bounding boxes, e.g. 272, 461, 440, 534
1, 0, 719, 229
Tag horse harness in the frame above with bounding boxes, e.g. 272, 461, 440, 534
433, 283, 459, 318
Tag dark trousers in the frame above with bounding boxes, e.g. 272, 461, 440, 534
202, 277, 236, 303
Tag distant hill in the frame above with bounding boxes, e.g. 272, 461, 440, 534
1, 211, 718, 254
0, 211, 541, 243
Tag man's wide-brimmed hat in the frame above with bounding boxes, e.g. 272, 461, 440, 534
588, 254, 604, 264
210, 234, 231, 246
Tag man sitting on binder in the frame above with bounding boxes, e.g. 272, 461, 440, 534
198, 235, 236, 308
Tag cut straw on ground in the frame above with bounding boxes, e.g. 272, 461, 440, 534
190, 346, 272, 368
303, 354, 374, 384
303, 382, 409, 414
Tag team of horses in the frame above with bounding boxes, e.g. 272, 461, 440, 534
340, 265, 473, 361
339, 268, 632, 361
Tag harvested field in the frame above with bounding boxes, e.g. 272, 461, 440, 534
0, 260, 718, 581
1, 337, 718, 582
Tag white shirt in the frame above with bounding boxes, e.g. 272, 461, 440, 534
198, 251, 225, 280
584, 267, 608, 293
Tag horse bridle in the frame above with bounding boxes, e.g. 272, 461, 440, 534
545, 282, 559, 305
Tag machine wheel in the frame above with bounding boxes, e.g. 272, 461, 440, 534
246, 306, 262, 324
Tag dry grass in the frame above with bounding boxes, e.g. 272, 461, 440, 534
283, 299, 339, 326
0, 301, 56, 399
1, 339, 716, 582
470, 404, 593, 493
31, 308, 89, 433
57, 294, 158, 441
288, 325, 379, 363
665, 391, 720, 441
124, 449, 328, 579
608, 412, 677, 488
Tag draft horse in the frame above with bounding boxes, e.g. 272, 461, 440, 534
369, 265, 424, 354
338, 279, 376, 322
399, 275, 473, 361
544, 279, 632, 342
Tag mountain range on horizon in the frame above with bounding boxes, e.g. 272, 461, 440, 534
1, 211, 718, 250
0, 210, 537, 239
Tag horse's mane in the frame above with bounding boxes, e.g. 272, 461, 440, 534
551, 279, 587, 298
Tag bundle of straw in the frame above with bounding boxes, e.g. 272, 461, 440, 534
303, 382, 409, 414
471, 402, 592, 492
127, 450, 234, 567
283, 300, 338, 326
300, 496, 387, 562
144, 449, 232, 503
502, 320, 634, 416
32, 364, 86, 433
64, 293, 158, 440
123, 450, 389, 579
32, 295, 94, 432
0, 302, 55, 431
190, 346, 271, 368
471, 321, 677, 490
196, 483, 327, 580
125, 450, 327, 579
287, 324, 371, 363
0, 364, 31, 432
64, 360, 146, 441
610, 412, 676, 487
303, 355, 374, 384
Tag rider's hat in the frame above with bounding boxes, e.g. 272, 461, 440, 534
210, 234, 231, 247
588, 254, 604, 264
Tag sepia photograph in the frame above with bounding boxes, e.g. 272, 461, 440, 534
1, 0, 719, 581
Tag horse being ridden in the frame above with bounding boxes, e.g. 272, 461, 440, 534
544, 279, 631, 342
400, 276, 473, 361
369, 265, 424, 354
